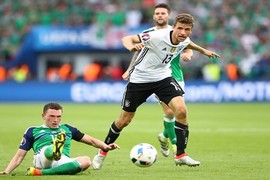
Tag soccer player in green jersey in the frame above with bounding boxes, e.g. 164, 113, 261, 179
122, 3, 192, 157
0, 102, 119, 176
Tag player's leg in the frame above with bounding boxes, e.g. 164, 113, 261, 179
169, 96, 200, 167
157, 77, 199, 166
33, 146, 54, 169
32, 131, 66, 170
92, 109, 135, 170
158, 102, 177, 157
93, 82, 148, 170
27, 156, 88, 176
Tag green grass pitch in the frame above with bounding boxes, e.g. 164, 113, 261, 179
0, 103, 269, 180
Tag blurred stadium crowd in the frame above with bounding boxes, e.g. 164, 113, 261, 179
0, 0, 269, 82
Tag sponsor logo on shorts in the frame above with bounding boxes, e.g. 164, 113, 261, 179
125, 100, 130, 107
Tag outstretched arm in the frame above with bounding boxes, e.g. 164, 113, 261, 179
187, 41, 220, 58
0, 149, 27, 175
80, 134, 120, 151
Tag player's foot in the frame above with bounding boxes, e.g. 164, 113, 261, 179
26, 167, 42, 176
52, 131, 66, 161
175, 153, 200, 167
157, 133, 170, 157
172, 144, 177, 156
92, 149, 107, 170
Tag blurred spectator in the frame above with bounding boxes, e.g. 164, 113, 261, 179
46, 67, 60, 82
83, 62, 102, 82
0, 66, 6, 82
252, 51, 270, 79
102, 65, 124, 80
0, 0, 269, 81
58, 63, 77, 81
11, 64, 30, 82
125, 3, 143, 29
202, 62, 221, 82
225, 63, 239, 81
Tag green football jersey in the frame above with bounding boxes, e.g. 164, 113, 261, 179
19, 124, 84, 157
171, 54, 184, 82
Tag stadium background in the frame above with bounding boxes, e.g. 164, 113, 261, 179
0, 1, 269, 179
0, 0, 269, 102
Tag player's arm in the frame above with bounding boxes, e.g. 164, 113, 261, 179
67, 124, 119, 151
122, 35, 144, 52
0, 149, 28, 175
187, 41, 220, 58
79, 134, 120, 151
122, 51, 140, 80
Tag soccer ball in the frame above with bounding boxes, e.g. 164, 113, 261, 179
130, 143, 158, 167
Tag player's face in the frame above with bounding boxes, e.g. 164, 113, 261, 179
42, 109, 62, 129
153, 8, 170, 27
172, 22, 193, 44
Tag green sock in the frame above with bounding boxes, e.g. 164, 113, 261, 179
163, 115, 177, 145
44, 145, 53, 160
42, 161, 82, 175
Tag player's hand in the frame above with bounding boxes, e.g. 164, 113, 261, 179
203, 50, 220, 58
181, 52, 192, 62
104, 143, 120, 151
130, 43, 144, 52
0, 171, 8, 175
122, 70, 129, 81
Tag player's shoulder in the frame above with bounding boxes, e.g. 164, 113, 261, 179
22, 126, 40, 137
145, 28, 169, 38
60, 124, 72, 128
60, 124, 78, 131
24, 126, 39, 133
142, 27, 156, 33
150, 28, 170, 40
142, 25, 172, 33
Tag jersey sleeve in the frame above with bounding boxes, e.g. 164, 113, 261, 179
138, 33, 151, 45
65, 124, 85, 141
19, 127, 35, 151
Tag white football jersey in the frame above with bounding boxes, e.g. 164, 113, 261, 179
129, 28, 190, 83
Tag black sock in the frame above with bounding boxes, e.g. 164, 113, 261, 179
175, 121, 189, 156
103, 122, 122, 151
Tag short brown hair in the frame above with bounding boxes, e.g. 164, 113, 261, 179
174, 13, 195, 28
154, 3, 171, 14
43, 102, 63, 114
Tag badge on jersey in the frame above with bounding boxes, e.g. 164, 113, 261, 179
141, 33, 150, 43
170, 47, 176, 53
20, 137, 26, 146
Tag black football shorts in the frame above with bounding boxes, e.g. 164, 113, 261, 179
121, 77, 184, 112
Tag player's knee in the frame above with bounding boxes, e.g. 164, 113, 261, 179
164, 108, 174, 116
78, 156, 91, 170
175, 107, 187, 119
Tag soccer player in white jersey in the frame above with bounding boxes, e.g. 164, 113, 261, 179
122, 3, 194, 158
92, 13, 220, 169
0, 102, 119, 176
